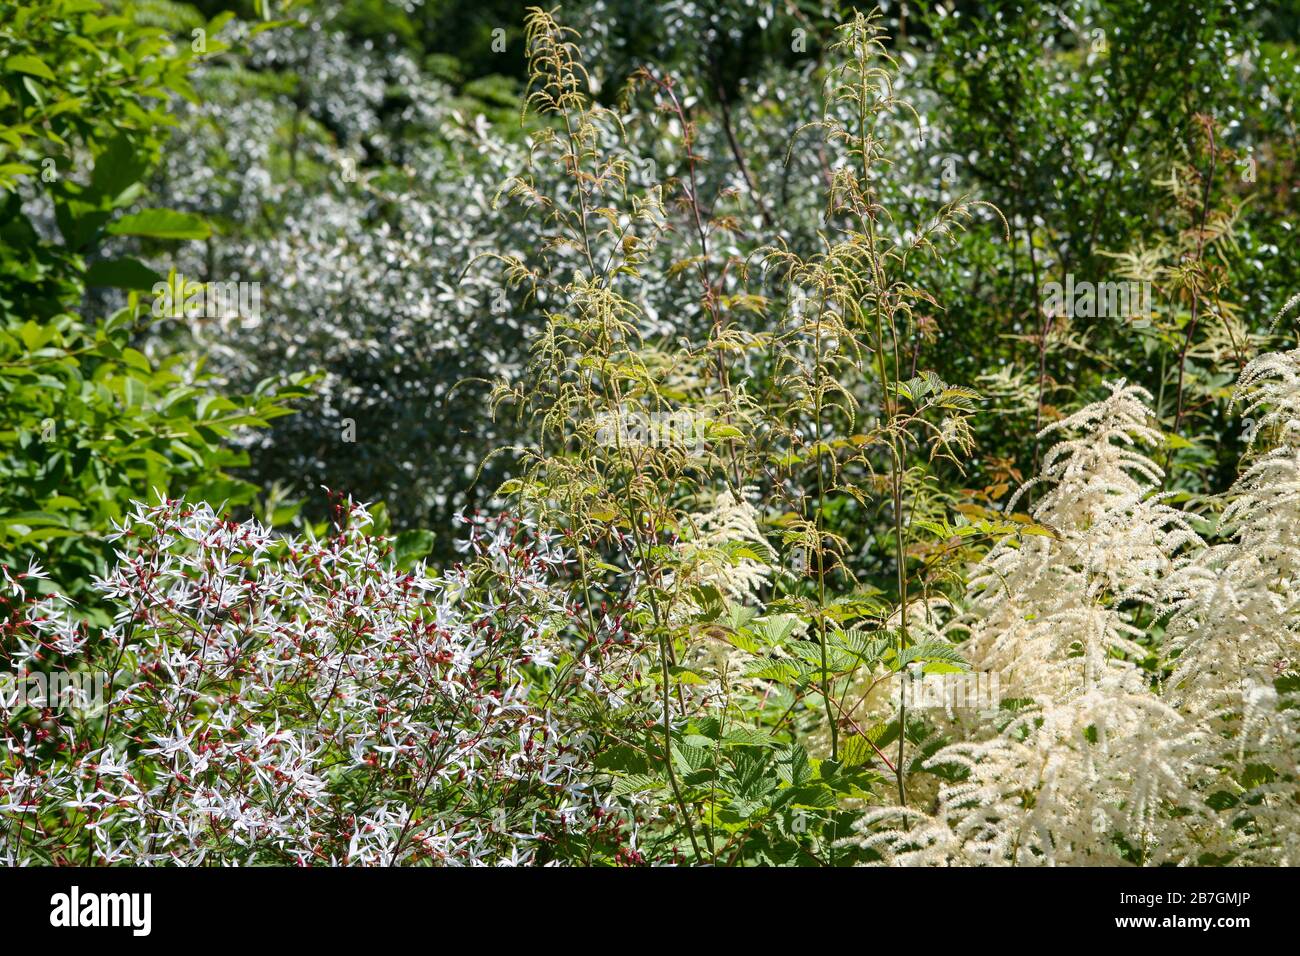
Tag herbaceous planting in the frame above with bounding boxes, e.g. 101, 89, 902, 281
1, 0, 1299, 868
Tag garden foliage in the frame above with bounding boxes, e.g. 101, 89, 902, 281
1, 0, 1299, 865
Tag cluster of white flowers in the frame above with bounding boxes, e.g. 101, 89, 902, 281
678, 487, 774, 605
970, 382, 1203, 700
850, 361, 1300, 866
1, 499, 640, 866
1161, 350, 1300, 865
851, 383, 1205, 864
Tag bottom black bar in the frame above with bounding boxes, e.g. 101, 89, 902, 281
0, 865, 1285, 946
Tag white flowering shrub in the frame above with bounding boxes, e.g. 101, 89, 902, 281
845, 383, 1202, 864
1, 498, 648, 866
847, 361, 1300, 866
1161, 350, 1300, 865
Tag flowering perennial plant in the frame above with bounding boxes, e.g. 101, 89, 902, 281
849, 361, 1300, 865
1, 499, 643, 866
1160, 350, 1300, 865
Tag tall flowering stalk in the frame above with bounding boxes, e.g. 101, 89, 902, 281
761, 12, 991, 799
1163, 350, 1300, 864
487, 7, 775, 859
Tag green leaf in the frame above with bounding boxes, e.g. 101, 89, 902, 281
839, 734, 877, 768
91, 134, 149, 203
393, 529, 435, 570
595, 745, 650, 775
896, 641, 968, 669
610, 774, 664, 796
722, 727, 778, 748
5, 55, 56, 82
668, 665, 709, 685
120, 348, 152, 373
784, 784, 837, 809
108, 208, 211, 241
85, 257, 161, 290
751, 614, 804, 647
777, 744, 812, 786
